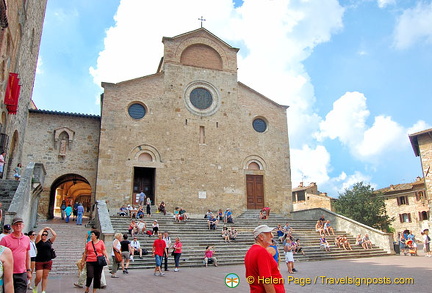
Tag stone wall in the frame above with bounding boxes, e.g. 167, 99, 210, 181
384, 186, 429, 239
418, 133, 432, 224
0, 0, 47, 178
22, 110, 100, 217
292, 208, 394, 254
293, 193, 333, 212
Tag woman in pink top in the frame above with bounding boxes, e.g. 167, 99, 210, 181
204, 246, 218, 267
172, 237, 182, 272
80, 230, 109, 293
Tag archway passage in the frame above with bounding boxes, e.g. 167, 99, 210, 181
49, 174, 91, 219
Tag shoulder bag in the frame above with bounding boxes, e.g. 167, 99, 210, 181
114, 249, 122, 263
48, 240, 56, 259
91, 241, 107, 267
50, 248, 57, 259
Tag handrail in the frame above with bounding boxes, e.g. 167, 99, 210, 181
5, 162, 46, 231
95, 200, 115, 255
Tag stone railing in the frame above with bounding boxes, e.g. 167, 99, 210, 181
291, 208, 395, 254
95, 200, 115, 255
5, 162, 46, 230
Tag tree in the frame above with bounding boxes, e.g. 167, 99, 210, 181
334, 182, 393, 232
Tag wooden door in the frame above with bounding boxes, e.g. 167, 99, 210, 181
246, 175, 264, 209
133, 167, 155, 205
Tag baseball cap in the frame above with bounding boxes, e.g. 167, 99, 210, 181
12, 217, 24, 225
253, 224, 274, 238
3, 224, 11, 231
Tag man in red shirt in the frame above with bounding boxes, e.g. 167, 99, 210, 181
245, 225, 285, 293
152, 233, 166, 276
0, 217, 31, 293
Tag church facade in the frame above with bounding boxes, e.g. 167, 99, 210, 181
23, 28, 293, 216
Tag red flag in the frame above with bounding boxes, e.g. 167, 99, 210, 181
4, 73, 20, 114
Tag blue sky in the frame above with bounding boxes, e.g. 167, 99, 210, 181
32, 0, 432, 196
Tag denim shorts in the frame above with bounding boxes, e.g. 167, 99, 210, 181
155, 254, 162, 267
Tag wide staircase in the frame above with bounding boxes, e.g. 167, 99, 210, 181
22, 209, 391, 275
109, 209, 389, 270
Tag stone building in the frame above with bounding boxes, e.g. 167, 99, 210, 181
22, 110, 100, 218
379, 177, 428, 237
409, 128, 432, 217
96, 28, 292, 215
0, 0, 47, 177
21, 28, 293, 217
292, 182, 334, 212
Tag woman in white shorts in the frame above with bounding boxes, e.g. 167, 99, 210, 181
284, 237, 295, 274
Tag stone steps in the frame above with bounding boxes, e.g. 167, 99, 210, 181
0, 179, 19, 227
108, 212, 389, 270
35, 211, 390, 274
35, 218, 91, 275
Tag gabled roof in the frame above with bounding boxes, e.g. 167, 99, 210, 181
238, 82, 289, 109
162, 27, 239, 52
409, 128, 432, 157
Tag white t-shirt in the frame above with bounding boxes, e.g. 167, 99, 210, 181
163, 236, 171, 248
130, 240, 140, 249
30, 240, 37, 258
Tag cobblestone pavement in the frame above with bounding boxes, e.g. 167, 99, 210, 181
43, 254, 431, 292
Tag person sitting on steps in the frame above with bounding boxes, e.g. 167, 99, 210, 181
130, 236, 143, 259
208, 214, 218, 230
221, 226, 230, 243
204, 246, 218, 267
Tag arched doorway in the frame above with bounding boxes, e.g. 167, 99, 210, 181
49, 174, 92, 219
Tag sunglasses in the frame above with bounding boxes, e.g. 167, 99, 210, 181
42, 234, 48, 236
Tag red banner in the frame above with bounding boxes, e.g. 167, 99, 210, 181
4, 72, 20, 114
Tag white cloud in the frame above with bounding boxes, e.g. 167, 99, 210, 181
290, 145, 331, 188
356, 115, 405, 157
316, 92, 369, 146
316, 91, 422, 162
377, 0, 395, 9
36, 56, 43, 74
393, 2, 432, 49
407, 120, 432, 135
336, 171, 373, 193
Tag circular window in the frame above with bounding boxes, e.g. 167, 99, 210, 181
253, 118, 267, 133
190, 88, 213, 110
128, 103, 146, 119
184, 81, 220, 116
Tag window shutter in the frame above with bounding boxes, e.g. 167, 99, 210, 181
406, 196, 409, 205
408, 213, 411, 222
397, 197, 401, 206
416, 192, 419, 201
399, 214, 403, 223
